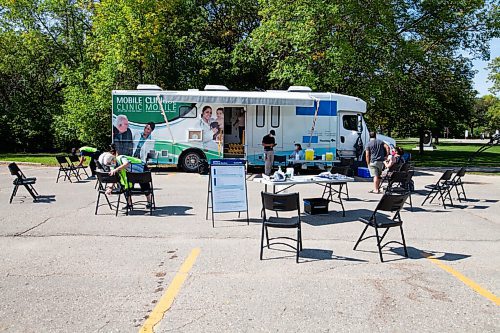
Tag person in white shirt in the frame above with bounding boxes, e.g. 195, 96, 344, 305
199, 106, 214, 143
132, 122, 155, 162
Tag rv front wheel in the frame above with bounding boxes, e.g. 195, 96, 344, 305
181, 151, 203, 173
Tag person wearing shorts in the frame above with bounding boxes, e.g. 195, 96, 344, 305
365, 131, 390, 193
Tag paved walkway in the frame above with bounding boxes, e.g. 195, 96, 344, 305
0, 166, 498, 332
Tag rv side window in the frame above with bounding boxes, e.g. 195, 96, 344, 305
342, 115, 357, 131
270, 106, 280, 128
256, 105, 265, 127
179, 104, 197, 118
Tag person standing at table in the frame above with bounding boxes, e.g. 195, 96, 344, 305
365, 131, 390, 193
262, 129, 277, 176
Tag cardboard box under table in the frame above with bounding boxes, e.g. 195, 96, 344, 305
303, 198, 329, 215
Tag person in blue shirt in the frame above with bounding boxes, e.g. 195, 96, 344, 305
289, 143, 305, 175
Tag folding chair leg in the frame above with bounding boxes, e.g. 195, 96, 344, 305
115, 194, 121, 216
430, 187, 441, 204
265, 226, 270, 248
29, 184, 39, 196
446, 189, 454, 207
296, 227, 301, 263
260, 222, 265, 260
95, 192, 101, 215
379, 228, 390, 244
299, 225, 303, 251
353, 224, 369, 250
421, 189, 435, 206
453, 181, 466, 202
400, 225, 408, 257
9, 185, 18, 204
24, 184, 38, 201
104, 193, 112, 209
374, 227, 384, 262
321, 184, 328, 198
440, 187, 453, 208
460, 183, 467, 201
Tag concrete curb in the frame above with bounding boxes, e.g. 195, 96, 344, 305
0, 161, 43, 166
415, 166, 500, 173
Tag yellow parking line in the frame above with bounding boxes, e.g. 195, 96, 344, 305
423, 253, 500, 306
140, 248, 201, 333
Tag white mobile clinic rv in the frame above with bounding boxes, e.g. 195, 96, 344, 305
111, 85, 395, 172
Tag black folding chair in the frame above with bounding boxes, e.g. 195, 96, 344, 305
67, 155, 90, 179
260, 192, 302, 263
447, 167, 467, 202
125, 171, 156, 215
353, 193, 410, 262
95, 160, 109, 172
95, 171, 126, 216
384, 171, 414, 210
421, 170, 454, 208
55, 156, 79, 183
379, 160, 409, 190
273, 155, 287, 170
8, 162, 39, 203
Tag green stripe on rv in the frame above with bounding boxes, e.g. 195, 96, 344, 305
153, 141, 222, 161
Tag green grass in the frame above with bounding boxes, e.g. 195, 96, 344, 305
0, 153, 62, 167
397, 139, 500, 168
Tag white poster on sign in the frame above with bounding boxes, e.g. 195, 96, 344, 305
210, 162, 247, 213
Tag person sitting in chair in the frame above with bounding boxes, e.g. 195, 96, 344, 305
382, 146, 403, 177
101, 146, 152, 209
289, 143, 305, 175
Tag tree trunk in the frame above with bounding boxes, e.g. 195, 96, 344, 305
419, 126, 424, 155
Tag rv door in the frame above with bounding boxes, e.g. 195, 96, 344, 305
337, 112, 360, 158
251, 105, 282, 149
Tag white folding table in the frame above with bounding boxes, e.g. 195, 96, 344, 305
254, 175, 354, 216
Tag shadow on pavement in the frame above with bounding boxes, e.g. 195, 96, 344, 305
391, 246, 471, 261
299, 248, 368, 263
152, 205, 194, 216
10, 195, 56, 204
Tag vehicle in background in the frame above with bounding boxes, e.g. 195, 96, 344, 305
111, 85, 395, 172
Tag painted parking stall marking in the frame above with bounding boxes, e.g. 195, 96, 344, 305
140, 248, 201, 333
423, 252, 500, 306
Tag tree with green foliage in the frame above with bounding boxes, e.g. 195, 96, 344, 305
242, 0, 498, 152
0, 0, 93, 151
488, 56, 500, 95
0, 0, 498, 153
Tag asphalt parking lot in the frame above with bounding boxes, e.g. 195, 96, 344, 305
0, 165, 499, 332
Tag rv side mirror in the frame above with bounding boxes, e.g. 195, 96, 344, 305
357, 114, 363, 133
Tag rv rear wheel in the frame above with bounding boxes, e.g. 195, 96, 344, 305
181, 151, 203, 173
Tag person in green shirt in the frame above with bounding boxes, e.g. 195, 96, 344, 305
103, 151, 152, 209
72, 146, 101, 177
